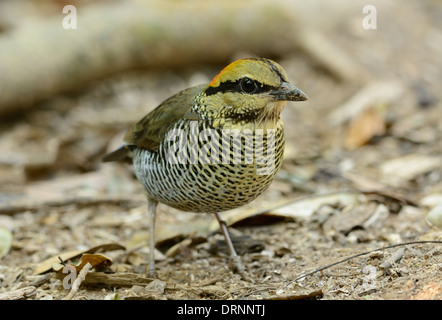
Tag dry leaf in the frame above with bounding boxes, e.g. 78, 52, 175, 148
327, 80, 404, 126
207, 198, 290, 232
0, 227, 12, 259
380, 154, 440, 186
268, 192, 367, 220
52, 253, 112, 274
1, 165, 142, 212
165, 238, 193, 258
426, 204, 442, 228
322, 202, 379, 237
34, 249, 84, 275
75, 253, 112, 272
344, 107, 386, 149
33, 242, 125, 275
105, 293, 125, 300
420, 194, 442, 207
342, 171, 388, 191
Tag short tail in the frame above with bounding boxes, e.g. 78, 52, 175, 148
102, 145, 132, 162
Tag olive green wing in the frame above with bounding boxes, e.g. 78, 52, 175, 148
103, 85, 204, 162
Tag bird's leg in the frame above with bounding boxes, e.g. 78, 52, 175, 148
146, 198, 158, 278
214, 212, 252, 281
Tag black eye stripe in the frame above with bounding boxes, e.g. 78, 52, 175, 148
205, 78, 278, 96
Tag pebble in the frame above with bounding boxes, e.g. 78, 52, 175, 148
426, 204, 442, 228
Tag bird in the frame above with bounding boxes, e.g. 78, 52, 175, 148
103, 58, 307, 279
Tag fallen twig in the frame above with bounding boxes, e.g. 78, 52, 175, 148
291, 240, 442, 283
62, 262, 93, 300
0, 286, 36, 300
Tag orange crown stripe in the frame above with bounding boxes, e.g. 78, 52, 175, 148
209, 60, 244, 87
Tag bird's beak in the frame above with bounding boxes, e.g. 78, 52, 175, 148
269, 82, 308, 102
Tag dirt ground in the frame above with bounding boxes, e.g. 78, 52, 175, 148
0, 0, 441, 300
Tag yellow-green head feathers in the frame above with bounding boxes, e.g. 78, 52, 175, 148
208, 58, 289, 89
201, 58, 307, 124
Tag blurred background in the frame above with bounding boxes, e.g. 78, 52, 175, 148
0, 0, 441, 300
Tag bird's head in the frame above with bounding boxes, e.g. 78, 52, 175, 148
201, 58, 307, 124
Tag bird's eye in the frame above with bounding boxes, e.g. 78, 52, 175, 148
239, 77, 258, 94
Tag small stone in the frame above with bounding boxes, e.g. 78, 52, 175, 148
427, 204, 442, 228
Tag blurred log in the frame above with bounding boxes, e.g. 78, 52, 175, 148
0, 0, 304, 116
